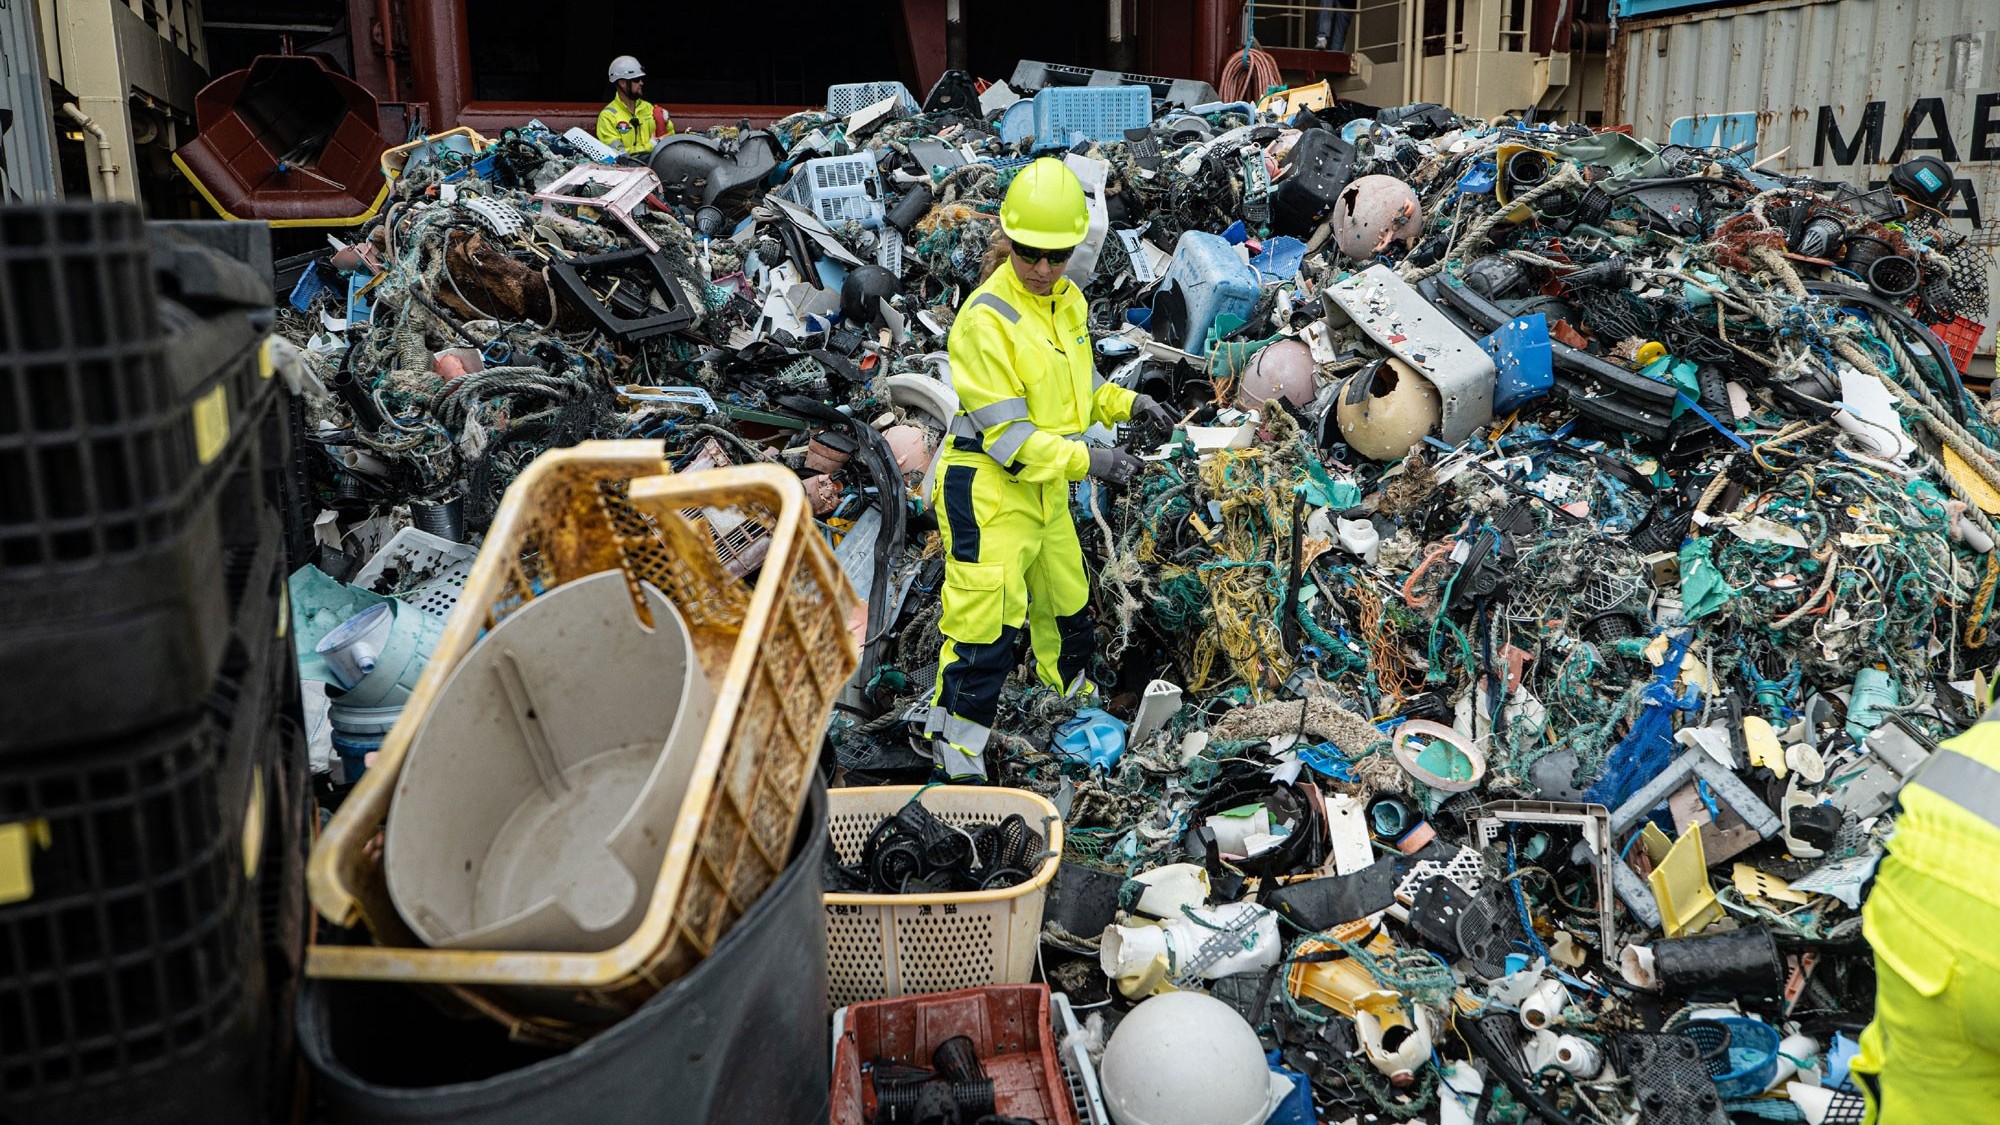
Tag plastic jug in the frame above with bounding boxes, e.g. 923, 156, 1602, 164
1053, 707, 1128, 769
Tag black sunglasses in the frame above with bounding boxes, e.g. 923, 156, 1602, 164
1015, 246, 1074, 266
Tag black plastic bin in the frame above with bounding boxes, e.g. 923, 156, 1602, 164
300, 782, 832, 1125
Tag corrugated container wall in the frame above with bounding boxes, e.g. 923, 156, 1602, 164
0, 0, 60, 202
1612, 0, 2000, 364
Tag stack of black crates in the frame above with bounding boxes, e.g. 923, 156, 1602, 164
0, 204, 311, 1123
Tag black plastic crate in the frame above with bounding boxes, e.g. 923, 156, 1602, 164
0, 413, 282, 753
0, 719, 262, 1111
0, 622, 296, 1124
0, 204, 275, 575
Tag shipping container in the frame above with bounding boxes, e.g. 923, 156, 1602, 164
0, 0, 60, 202
1610, 0, 2000, 368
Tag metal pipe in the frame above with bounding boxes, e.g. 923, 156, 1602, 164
946, 0, 966, 70
1108, 0, 1133, 71
1407, 0, 1424, 103
60, 104, 119, 200
1442, 0, 1459, 108
376, 0, 399, 99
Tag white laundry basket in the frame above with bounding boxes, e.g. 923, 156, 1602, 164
824, 785, 1062, 1007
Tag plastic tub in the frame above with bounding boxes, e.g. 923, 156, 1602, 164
383, 572, 716, 951
306, 448, 859, 1030
300, 783, 829, 1125
824, 786, 1062, 1007
830, 984, 1079, 1125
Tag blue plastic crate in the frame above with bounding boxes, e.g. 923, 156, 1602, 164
1153, 230, 1260, 353
1032, 85, 1152, 145
827, 81, 919, 117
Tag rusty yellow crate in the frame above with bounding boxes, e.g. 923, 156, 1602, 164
305, 442, 858, 1034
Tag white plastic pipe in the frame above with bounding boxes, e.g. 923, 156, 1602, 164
60, 104, 119, 200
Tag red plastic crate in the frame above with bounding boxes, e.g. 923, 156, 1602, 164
1930, 314, 1984, 375
831, 984, 1080, 1125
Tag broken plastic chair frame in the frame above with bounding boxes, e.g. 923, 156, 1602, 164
547, 246, 698, 342
531, 164, 668, 253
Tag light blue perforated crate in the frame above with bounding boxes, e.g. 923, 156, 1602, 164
1032, 85, 1152, 145
778, 153, 885, 228
827, 81, 919, 117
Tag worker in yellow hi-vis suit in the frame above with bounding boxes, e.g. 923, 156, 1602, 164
924, 158, 1173, 782
596, 55, 672, 155
1852, 705, 2000, 1120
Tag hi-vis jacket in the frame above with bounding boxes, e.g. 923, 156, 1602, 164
595, 98, 668, 155
944, 259, 1137, 478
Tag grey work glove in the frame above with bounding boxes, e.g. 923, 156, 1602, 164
1129, 393, 1175, 432
1088, 445, 1145, 486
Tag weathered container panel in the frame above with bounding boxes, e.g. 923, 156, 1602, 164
1614, 0, 2000, 358
0, 0, 60, 202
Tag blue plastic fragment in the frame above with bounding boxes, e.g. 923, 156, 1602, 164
1221, 220, 1249, 244
1456, 161, 1498, 195
289, 265, 329, 313
1298, 741, 1358, 781
345, 274, 373, 325
1478, 313, 1554, 413
1265, 1053, 1316, 1125
1249, 236, 1309, 281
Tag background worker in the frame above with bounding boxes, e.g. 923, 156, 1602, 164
924, 158, 1173, 782
1850, 706, 2000, 1119
596, 56, 673, 155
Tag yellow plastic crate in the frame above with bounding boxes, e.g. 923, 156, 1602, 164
825, 786, 1063, 1008
305, 443, 859, 1035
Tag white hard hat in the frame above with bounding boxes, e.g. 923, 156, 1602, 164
1099, 992, 1291, 1125
608, 55, 646, 82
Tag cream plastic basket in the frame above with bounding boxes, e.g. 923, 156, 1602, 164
305, 443, 858, 1035
824, 786, 1063, 1007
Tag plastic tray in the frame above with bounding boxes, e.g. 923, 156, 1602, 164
305, 445, 859, 1032
824, 786, 1062, 1007
830, 984, 1079, 1125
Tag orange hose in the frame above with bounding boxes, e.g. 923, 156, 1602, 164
1218, 44, 1281, 104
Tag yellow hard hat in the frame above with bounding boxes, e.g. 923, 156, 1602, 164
1000, 157, 1090, 249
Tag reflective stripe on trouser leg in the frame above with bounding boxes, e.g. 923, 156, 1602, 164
1024, 478, 1094, 693
929, 627, 1018, 781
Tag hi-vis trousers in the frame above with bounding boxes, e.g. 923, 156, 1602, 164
925, 456, 1094, 780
